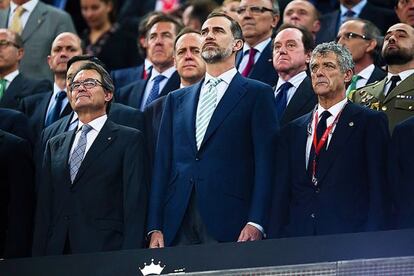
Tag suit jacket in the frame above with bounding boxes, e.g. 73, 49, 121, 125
389, 116, 414, 229
236, 41, 277, 87
316, 2, 398, 44
111, 64, 144, 91
0, 108, 34, 144
42, 0, 85, 33
0, 73, 51, 110
0, 130, 34, 258
0, 2, 76, 80
351, 72, 414, 133
115, 71, 180, 110
147, 73, 279, 245
278, 76, 318, 127
20, 91, 72, 141
268, 102, 390, 238
32, 120, 148, 256
366, 65, 386, 85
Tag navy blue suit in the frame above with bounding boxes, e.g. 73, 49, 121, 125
111, 64, 144, 91
269, 102, 390, 238
0, 108, 34, 144
147, 73, 279, 245
236, 41, 277, 87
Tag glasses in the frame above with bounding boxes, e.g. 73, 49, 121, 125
236, 5, 274, 15
336, 32, 369, 42
0, 40, 20, 49
70, 78, 104, 91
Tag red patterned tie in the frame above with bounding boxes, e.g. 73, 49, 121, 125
241, 48, 257, 77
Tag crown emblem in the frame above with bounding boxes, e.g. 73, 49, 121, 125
139, 259, 165, 276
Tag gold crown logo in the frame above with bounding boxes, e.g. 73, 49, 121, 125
139, 259, 165, 276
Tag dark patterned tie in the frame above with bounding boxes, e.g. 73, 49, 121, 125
45, 91, 66, 127
241, 48, 257, 77
275, 82, 293, 119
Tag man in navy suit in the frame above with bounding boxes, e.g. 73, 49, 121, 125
33, 62, 148, 256
272, 24, 317, 127
268, 42, 389, 238
147, 13, 278, 248
115, 14, 182, 110
235, 0, 279, 86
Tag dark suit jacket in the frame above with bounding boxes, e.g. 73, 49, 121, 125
147, 73, 279, 245
316, 2, 398, 44
0, 108, 34, 144
32, 120, 148, 256
0, 130, 34, 258
278, 76, 318, 127
0, 73, 51, 110
268, 102, 390, 238
115, 71, 180, 110
389, 116, 414, 229
111, 64, 144, 91
236, 41, 277, 87
20, 91, 72, 141
366, 65, 386, 85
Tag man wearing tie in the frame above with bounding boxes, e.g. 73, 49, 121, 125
33, 62, 148, 256
148, 13, 278, 248
269, 42, 389, 238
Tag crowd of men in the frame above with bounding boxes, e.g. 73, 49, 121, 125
1, 0, 414, 259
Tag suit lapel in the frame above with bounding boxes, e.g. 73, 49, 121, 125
21, 2, 47, 42
52, 129, 76, 182
160, 71, 180, 97
316, 102, 361, 184
0, 9, 9, 28
250, 42, 272, 78
129, 80, 148, 109
384, 73, 414, 104
200, 73, 247, 149
282, 77, 315, 124
72, 120, 117, 185
235, 50, 243, 68
296, 113, 312, 173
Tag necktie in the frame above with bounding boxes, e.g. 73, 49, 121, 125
9, 6, 26, 35
386, 75, 401, 96
308, 110, 332, 173
0, 79, 7, 100
275, 82, 293, 119
346, 75, 362, 96
145, 75, 166, 107
45, 91, 66, 127
196, 78, 222, 149
241, 48, 257, 77
343, 9, 355, 18
69, 124, 93, 183
143, 66, 152, 80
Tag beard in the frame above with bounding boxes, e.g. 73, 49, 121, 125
383, 47, 414, 65
201, 45, 233, 64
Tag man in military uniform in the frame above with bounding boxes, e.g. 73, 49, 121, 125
351, 23, 414, 132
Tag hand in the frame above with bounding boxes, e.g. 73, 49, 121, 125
237, 224, 263, 242
149, 231, 165, 248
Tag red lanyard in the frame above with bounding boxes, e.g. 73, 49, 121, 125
310, 106, 345, 186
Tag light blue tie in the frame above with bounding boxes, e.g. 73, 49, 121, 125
69, 124, 93, 182
195, 78, 222, 149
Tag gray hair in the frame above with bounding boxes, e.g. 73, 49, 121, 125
269, 0, 280, 15
310, 42, 354, 73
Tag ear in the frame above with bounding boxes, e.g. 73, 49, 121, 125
233, 39, 243, 53
47, 55, 53, 69
365, 39, 377, 53
344, 69, 353, 83
305, 51, 311, 64
271, 14, 280, 28
104, 91, 113, 102
312, 20, 321, 34
16, 48, 24, 61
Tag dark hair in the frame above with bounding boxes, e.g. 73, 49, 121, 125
146, 14, 184, 38
275, 23, 315, 53
98, 0, 117, 23
174, 27, 201, 51
206, 12, 243, 40
186, 0, 219, 26
67, 55, 108, 72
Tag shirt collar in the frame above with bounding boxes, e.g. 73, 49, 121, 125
10, 0, 38, 14
53, 83, 66, 97
144, 59, 153, 71
242, 37, 271, 55
77, 114, 107, 133
204, 67, 238, 86
357, 64, 375, 80
317, 97, 348, 119
149, 66, 175, 82
276, 71, 307, 91
386, 69, 414, 84
340, 0, 367, 16
2, 69, 19, 83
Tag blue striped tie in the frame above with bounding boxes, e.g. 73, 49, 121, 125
69, 124, 93, 182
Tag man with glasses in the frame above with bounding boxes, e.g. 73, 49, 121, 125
337, 19, 386, 96
352, 23, 414, 132
236, 0, 279, 86
395, 0, 414, 27
33, 62, 148, 256
0, 29, 50, 110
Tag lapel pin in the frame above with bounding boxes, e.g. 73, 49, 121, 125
108, 137, 112, 141
349, 122, 354, 127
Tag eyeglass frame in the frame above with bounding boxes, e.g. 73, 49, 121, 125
236, 5, 275, 15
70, 78, 105, 92
335, 32, 371, 42
0, 39, 20, 49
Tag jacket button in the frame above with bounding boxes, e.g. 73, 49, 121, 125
381, 106, 387, 111
195, 157, 199, 161
310, 213, 315, 219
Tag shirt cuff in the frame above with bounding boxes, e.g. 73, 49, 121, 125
247, 222, 266, 238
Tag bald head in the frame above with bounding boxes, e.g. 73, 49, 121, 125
283, 0, 320, 37
48, 32, 83, 76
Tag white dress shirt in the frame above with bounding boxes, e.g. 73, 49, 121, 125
69, 114, 107, 160
238, 38, 271, 74
2, 69, 19, 90
355, 64, 375, 89
274, 71, 307, 105
8, 0, 39, 30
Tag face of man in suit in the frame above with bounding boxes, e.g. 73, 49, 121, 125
238, 0, 279, 47
310, 51, 353, 102
0, 29, 23, 78
283, 0, 320, 38
382, 23, 414, 67
273, 28, 310, 81
48, 33, 83, 77
70, 69, 113, 118
146, 21, 177, 73
395, 0, 414, 27
174, 32, 206, 86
